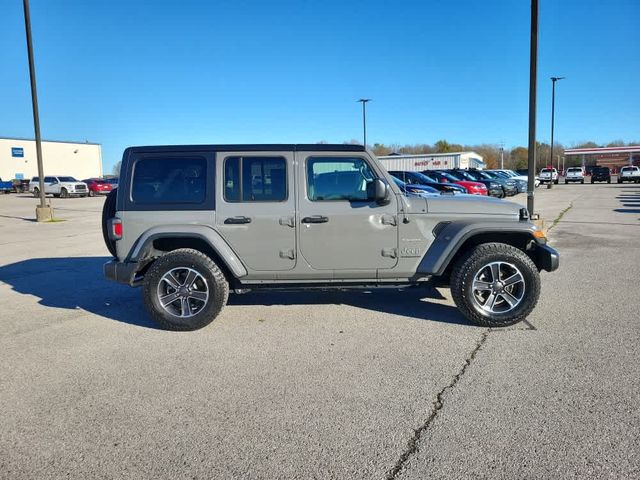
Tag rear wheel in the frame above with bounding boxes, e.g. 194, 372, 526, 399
554, 178, 559, 184
101, 188, 118, 257
607, 178, 610, 184
142, 249, 229, 331
581, 179, 584, 184
450, 243, 540, 327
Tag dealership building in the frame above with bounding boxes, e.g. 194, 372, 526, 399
0, 137, 103, 181
376, 151, 485, 172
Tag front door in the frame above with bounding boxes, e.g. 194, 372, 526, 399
297, 153, 399, 273
215, 151, 296, 272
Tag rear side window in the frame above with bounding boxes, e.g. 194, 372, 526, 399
224, 156, 287, 202
131, 157, 207, 204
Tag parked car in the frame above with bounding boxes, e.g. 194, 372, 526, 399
0, 178, 13, 194
29, 176, 89, 198
618, 166, 640, 183
590, 166, 611, 184
105, 177, 119, 189
390, 176, 440, 197
564, 167, 585, 184
388, 170, 467, 194
103, 143, 558, 330
82, 178, 114, 197
11, 179, 30, 193
491, 169, 540, 188
426, 170, 489, 196
446, 169, 508, 198
475, 170, 520, 195
539, 168, 559, 184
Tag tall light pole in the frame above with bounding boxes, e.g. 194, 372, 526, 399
526, 0, 538, 216
357, 99, 371, 148
23, 0, 51, 221
548, 76, 565, 189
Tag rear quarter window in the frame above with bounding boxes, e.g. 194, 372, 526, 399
131, 157, 207, 204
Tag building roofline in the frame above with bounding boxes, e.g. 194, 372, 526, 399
0, 136, 101, 146
564, 146, 640, 155
377, 151, 481, 159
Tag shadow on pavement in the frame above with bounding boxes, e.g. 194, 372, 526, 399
0, 257, 472, 330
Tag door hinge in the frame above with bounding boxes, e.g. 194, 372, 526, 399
279, 249, 295, 260
279, 216, 295, 228
381, 214, 397, 226
382, 248, 398, 258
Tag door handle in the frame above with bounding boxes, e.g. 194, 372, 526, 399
301, 215, 329, 224
224, 216, 252, 225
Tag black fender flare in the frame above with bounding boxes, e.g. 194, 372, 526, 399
125, 225, 248, 278
417, 221, 549, 276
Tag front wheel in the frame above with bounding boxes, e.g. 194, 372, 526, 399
450, 243, 541, 327
89, 190, 95, 197
60, 188, 69, 198
581, 179, 584, 184
143, 248, 229, 331
32, 187, 39, 197
554, 179, 559, 184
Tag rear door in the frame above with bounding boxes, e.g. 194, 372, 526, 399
215, 151, 296, 272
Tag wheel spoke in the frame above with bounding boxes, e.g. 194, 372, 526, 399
483, 292, 497, 311
160, 292, 180, 307
500, 291, 520, 308
473, 280, 493, 291
180, 297, 192, 317
490, 263, 501, 282
188, 290, 207, 302
503, 272, 524, 287
162, 272, 180, 289
183, 270, 198, 289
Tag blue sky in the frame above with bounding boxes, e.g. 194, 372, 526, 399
1, 0, 638, 171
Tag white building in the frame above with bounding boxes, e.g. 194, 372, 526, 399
0, 137, 102, 181
376, 151, 485, 172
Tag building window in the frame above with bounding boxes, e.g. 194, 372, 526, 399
224, 156, 287, 202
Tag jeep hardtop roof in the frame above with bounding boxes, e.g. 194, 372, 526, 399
125, 144, 366, 154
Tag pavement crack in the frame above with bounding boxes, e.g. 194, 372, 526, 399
548, 201, 573, 231
386, 329, 491, 480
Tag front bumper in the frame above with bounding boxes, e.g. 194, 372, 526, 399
534, 244, 559, 272
104, 260, 139, 286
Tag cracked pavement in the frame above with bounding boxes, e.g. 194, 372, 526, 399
1, 184, 639, 479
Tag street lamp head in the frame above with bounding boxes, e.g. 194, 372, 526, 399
357, 98, 371, 103
550, 76, 566, 82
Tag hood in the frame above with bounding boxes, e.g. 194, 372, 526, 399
425, 194, 521, 216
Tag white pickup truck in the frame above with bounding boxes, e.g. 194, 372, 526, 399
618, 166, 640, 184
564, 167, 584, 184
539, 168, 559, 184
30, 176, 88, 198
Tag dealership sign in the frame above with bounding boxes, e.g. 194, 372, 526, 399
11, 147, 24, 157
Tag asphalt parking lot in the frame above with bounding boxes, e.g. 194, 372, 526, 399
1, 184, 639, 479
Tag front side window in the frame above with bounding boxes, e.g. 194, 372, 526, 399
307, 157, 375, 201
224, 156, 287, 202
131, 157, 206, 204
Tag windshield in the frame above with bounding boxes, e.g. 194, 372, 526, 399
435, 171, 463, 182
453, 170, 476, 181
58, 176, 78, 182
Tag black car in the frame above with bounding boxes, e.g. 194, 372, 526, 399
388, 170, 467, 194
445, 169, 507, 198
590, 166, 611, 184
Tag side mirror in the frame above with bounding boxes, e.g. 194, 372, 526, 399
371, 178, 390, 205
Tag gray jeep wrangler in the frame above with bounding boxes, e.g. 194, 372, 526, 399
103, 144, 558, 330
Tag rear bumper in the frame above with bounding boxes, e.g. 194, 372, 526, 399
104, 260, 139, 286
534, 244, 559, 272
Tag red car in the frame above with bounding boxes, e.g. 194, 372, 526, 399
424, 170, 488, 195
82, 178, 114, 197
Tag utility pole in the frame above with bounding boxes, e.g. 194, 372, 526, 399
500, 143, 505, 169
357, 99, 371, 148
547, 76, 565, 189
23, 0, 51, 221
526, 0, 538, 216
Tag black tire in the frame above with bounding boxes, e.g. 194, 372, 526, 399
581, 179, 584, 184
142, 248, 229, 331
32, 187, 39, 197
101, 188, 118, 257
564, 180, 567, 184
590, 179, 594, 184
554, 179, 559, 184
60, 188, 69, 198
450, 243, 541, 327
617, 178, 622, 183
607, 179, 610, 184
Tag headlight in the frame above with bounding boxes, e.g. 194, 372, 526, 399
489, 182, 500, 188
